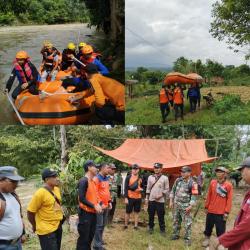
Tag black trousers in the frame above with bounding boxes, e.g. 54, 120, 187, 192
108, 198, 117, 223
12, 84, 39, 99
174, 104, 184, 120
204, 213, 226, 237
77, 210, 97, 250
189, 97, 198, 112
160, 103, 170, 122
148, 201, 165, 232
38, 224, 62, 250
117, 186, 121, 198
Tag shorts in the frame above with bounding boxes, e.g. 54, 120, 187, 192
126, 198, 142, 214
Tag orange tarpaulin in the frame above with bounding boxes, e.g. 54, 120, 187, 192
94, 139, 217, 175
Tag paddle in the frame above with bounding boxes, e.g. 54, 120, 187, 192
72, 57, 86, 67
5, 91, 25, 125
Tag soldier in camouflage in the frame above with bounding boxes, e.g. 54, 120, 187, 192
169, 166, 198, 246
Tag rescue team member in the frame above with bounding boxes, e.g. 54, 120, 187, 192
79, 45, 109, 76
145, 163, 169, 235
107, 163, 118, 224
40, 41, 61, 61
61, 43, 77, 71
76, 42, 87, 60
40, 43, 60, 82
212, 157, 250, 250
173, 83, 186, 121
167, 85, 174, 107
170, 166, 198, 246
27, 168, 64, 250
0, 167, 25, 250
159, 85, 170, 123
202, 166, 233, 248
93, 163, 112, 250
77, 160, 102, 250
124, 164, 143, 230
5, 51, 40, 99
68, 64, 125, 124
187, 84, 199, 113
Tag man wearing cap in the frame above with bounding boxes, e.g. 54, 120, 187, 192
211, 157, 250, 250
145, 163, 169, 235
124, 164, 143, 230
202, 166, 233, 248
0, 166, 25, 250
93, 163, 112, 250
107, 163, 118, 224
27, 168, 63, 250
77, 160, 102, 250
170, 166, 198, 246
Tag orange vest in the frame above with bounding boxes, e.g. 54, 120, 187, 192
173, 87, 184, 104
128, 175, 142, 199
159, 89, 169, 104
94, 175, 111, 208
79, 179, 98, 213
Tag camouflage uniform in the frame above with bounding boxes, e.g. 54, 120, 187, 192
170, 177, 197, 240
109, 175, 118, 201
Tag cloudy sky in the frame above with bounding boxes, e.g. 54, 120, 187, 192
125, 0, 245, 68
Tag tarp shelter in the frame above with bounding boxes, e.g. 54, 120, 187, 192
94, 139, 217, 176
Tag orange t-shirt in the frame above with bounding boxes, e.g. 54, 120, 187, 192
173, 87, 183, 104
128, 175, 142, 199
159, 89, 169, 104
205, 179, 233, 214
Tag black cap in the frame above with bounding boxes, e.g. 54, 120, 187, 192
0, 166, 24, 181
154, 163, 163, 168
132, 164, 139, 170
180, 166, 192, 173
85, 63, 98, 74
237, 157, 250, 171
83, 160, 96, 172
42, 168, 58, 180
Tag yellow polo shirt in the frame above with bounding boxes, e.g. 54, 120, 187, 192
27, 187, 63, 235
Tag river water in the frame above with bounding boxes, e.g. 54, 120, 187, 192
0, 23, 98, 124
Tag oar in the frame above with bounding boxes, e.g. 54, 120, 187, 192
5, 92, 25, 125
72, 57, 86, 67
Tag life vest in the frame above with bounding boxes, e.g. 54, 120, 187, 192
80, 54, 98, 65
79, 178, 98, 213
13, 59, 33, 84
159, 88, 169, 104
173, 87, 184, 104
43, 48, 60, 70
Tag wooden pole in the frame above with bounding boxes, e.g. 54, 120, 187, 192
60, 125, 68, 171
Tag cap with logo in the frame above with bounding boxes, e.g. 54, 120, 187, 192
0, 166, 24, 181
237, 157, 250, 171
215, 166, 229, 173
132, 164, 140, 170
180, 166, 192, 173
153, 163, 163, 168
42, 168, 58, 180
110, 163, 116, 169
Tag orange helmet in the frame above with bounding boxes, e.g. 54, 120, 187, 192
16, 51, 29, 59
82, 45, 93, 54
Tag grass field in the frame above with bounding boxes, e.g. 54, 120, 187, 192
18, 179, 247, 250
126, 84, 250, 125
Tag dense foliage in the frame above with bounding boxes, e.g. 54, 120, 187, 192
0, 0, 88, 25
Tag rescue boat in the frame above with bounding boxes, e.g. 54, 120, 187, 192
14, 71, 95, 125
164, 72, 203, 85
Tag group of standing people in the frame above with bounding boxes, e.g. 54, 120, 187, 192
159, 83, 202, 123
1, 156, 250, 250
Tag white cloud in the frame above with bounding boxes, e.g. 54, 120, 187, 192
125, 0, 246, 68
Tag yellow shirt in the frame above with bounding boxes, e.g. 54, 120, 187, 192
27, 187, 63, 235
90, 74, 125, 111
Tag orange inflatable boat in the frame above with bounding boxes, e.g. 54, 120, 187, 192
14, 71, 95, 125
164, 72, 203, 85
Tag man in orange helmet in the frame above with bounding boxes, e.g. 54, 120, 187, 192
78, 45, 109, 76
5, 51, 40, 99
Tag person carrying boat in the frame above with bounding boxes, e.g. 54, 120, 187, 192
5, 51, 40, 99
61, 43, 77, 71
187, 84, 199, 113
159, 84, 170, 123
68, 63, 125, 124
78, 45, 109, 76
40, 43, 60, 82
173, 83, 186, 121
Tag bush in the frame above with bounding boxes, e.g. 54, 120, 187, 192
213, 94, 242, 114
0, 12, 15, 25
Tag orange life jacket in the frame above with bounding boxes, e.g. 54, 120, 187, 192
79, 178, 98, 213
159, 88, 169, 104
173, 87, 184, 104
